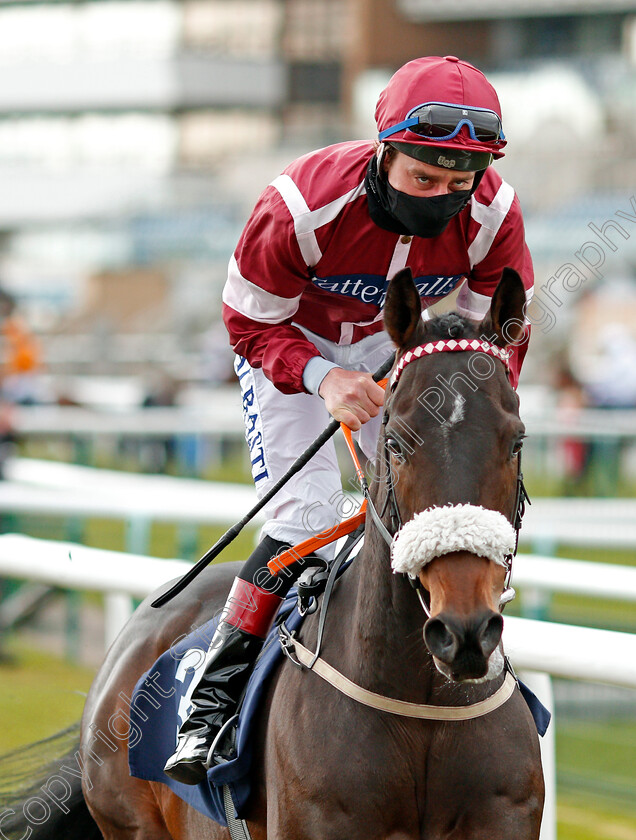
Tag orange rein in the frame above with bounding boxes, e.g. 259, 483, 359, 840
266, 378, 388, 576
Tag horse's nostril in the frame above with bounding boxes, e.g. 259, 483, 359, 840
479, 612, 504, 659
423, 617, 458, 664
424, 611, 503, 674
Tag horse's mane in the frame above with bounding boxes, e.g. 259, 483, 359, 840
422, 311, 482, 342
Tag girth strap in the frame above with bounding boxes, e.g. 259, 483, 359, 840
222, 784, 252, 840
280, 629, 517, 721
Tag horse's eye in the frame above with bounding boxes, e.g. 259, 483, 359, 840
386, 437, 404, 459
511, 436, 525, 457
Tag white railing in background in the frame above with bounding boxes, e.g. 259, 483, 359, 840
1, 459, 262, 526
0, 532, 634, 682
3, 459, 636, 553
7, 398, 636, 487
512, 554, 636, 602
11, 404, 243, 438
0, 459, 265, 555
10, 397, 636, 441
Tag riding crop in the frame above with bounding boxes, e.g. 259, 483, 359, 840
151, 353, 395, 608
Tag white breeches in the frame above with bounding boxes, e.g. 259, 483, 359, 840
235, 329, 394, 560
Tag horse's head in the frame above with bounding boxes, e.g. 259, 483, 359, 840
380, 267, 527, 683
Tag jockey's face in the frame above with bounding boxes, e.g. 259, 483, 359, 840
385, 151, 475, 197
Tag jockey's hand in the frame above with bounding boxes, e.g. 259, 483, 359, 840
318, 368, 385, 431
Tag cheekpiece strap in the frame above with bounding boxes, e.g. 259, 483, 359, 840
390, 339, 510, 390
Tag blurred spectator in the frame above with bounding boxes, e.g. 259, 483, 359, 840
585, 324, 636, 496
199, 321, 235, 386
142, 370, 181, 409
554, 362, 590, 496
0, 401, 16, 479
138, 369, 182, 473
586, 324, 636, 410
0, 288, 42, 477
0, 288, 42, 406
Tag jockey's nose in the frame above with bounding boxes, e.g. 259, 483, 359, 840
423, 609, 503, 681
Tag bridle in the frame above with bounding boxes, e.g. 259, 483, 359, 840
369, 338, 529, 610
388, 337, 512, 389
278, 337, 527, 718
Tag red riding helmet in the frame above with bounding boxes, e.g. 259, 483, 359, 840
375, 56, 507, 171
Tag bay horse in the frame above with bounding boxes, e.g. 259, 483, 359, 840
4, 267, 544, 839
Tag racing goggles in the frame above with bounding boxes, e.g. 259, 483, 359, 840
379, 101, 505, 144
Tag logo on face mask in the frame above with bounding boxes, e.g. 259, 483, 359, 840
437, 155, 456, 168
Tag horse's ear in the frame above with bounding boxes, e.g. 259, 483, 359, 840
384, 268, 421, 348
480, 267, 526, 347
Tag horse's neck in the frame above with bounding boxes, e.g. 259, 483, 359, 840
334, 524, 436, 700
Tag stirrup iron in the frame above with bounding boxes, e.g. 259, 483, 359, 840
207, 713, 240, 768
296, 557, 330, 615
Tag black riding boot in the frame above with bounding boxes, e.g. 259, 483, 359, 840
163, 536, 290, 785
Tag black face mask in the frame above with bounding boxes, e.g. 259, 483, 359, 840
365, 154, 482, 239
385, 181, 471, 238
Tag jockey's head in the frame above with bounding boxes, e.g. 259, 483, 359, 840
375, 55, 506, 175
370, 56, 506, 237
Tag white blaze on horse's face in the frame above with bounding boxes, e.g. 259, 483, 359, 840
439, 393, 466, 462
447, 393, 465, 427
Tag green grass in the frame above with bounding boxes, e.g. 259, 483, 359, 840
1, 621, 635, 840
557, 720, 636, 798
1, 646, 635, 840
558, 798, 636, 840
0, 640, 94, 754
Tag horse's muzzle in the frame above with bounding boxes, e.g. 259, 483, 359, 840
423, 609, 504, 682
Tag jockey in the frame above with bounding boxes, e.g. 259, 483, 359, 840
164, 54, 534, 784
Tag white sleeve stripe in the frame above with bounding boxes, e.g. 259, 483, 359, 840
222, 255, 302, 324
456, 286, 491, 320
297, 180, 367, 235
270, 174, 367, 268
523, 286, 534, 326
270, 174, 322, 267
457, 284, 535, 324
467, 180, 515, 269
270, 173, 311, 218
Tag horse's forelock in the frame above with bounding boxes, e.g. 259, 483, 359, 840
422, 312, 479, 343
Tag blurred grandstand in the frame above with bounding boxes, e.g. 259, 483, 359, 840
0, 1, 633, 393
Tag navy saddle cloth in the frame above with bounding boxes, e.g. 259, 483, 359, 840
128, 592, 303, 826
128, 591, 550, 828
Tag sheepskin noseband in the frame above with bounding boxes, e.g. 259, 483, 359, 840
391, 504, 516, 576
